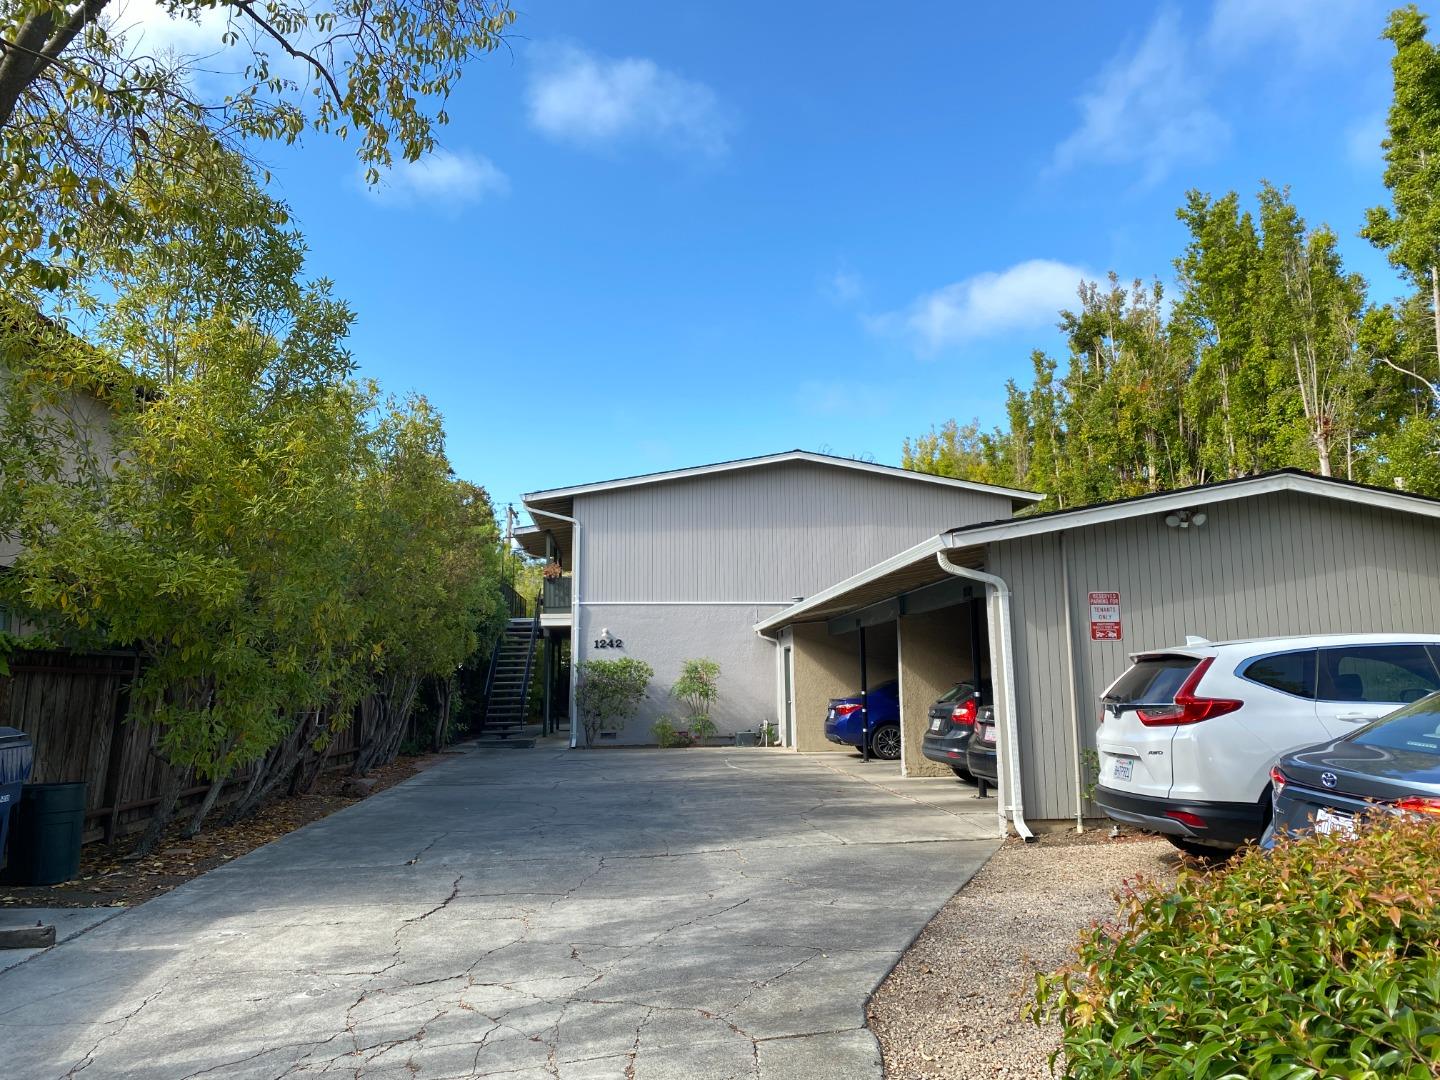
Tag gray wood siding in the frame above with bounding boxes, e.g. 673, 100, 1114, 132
576, 462, 1015, 603
987, 491, 1440, 821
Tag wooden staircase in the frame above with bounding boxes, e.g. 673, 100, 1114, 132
478, 616, 539, 747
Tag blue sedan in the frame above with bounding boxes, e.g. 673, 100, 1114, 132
824, 680, 901, 759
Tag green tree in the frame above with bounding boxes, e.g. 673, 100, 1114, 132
0, 0, 514, 287
1254, 184, 1370, 478
3, 143, 505, 846
1363, 4, 1440, 388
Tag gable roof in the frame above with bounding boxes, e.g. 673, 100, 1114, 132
521, 450, 1044, 506
754, 470, 1440, 635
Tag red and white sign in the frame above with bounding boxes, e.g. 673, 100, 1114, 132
1089, 591, 1122, 640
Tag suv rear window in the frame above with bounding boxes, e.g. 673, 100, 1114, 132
1350, 693, 1440, 756
1317, 644, 1440, 704
1103, 656, 1199, 706
1241, 650, 1316, 699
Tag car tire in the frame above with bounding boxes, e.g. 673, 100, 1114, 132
1164, 835, 1237, 862
950, 765, 975, 782
870, 725, 901, 760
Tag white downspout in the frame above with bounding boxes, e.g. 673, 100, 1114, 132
527, 506, 582, 748
936, 550, 1035, 842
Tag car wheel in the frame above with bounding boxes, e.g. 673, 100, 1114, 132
1164, 835, 1237, 863
950, 765, 975, 782
870, 725, 901, 760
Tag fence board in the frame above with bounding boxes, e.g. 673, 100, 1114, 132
0, 650, 379, 845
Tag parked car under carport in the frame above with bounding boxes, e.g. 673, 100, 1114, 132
921, 682, 990, 780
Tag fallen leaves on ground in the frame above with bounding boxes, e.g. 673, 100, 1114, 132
0, 752, 446, 909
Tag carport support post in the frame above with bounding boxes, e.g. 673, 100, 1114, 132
859, 627, 869, 763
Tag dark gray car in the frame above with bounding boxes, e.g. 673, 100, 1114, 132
1266, 691, 1440, 844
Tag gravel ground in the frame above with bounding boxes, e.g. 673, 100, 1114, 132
868, 829, 1179, 1079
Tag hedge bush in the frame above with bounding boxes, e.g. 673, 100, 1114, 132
1035, 815, 1440, 1079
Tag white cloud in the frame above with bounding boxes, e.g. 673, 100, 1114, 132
1208, 0, 1378, 62
827, 269, 863, 304
109, 0, 233, 59
879, 260, 1087, 353
364, 150, 510, 210
1053, 9, 1227, 187
526, 44, 732, 157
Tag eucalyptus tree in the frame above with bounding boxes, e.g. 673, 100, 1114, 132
1254, 184, 1370, 478
0, 0, 515, 287
1363, 4, 1440, 395
1171, 190, 1265, 480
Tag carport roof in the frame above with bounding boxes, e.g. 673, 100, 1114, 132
754, 469, 1440, 636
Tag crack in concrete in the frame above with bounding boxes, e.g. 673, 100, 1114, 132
59, 987, 165, 1079
404, 831, 450, 866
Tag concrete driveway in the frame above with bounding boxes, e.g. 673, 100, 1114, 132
0, 746, 1000, 1079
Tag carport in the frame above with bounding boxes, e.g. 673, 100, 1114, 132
763, 551, 1010, 834
759, 470, 1440, 837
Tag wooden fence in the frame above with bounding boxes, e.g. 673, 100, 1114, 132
0, 649, 366, 845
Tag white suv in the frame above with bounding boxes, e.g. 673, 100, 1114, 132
1094, 633, 1440, 854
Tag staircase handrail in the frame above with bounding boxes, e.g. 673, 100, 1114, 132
479, 628, 503, 729
517, 596, 541, 730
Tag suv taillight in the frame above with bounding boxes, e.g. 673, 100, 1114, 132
834, 703, 861, 717
1136, 657, 1243, 727
950, 698, 978, 727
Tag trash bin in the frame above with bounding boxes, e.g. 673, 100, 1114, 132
1, 781, 86, 886
734, 729, 759, 747
0, 728, 34, 872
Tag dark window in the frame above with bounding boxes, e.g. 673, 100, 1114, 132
1241, 650, 1317, 699
1103, 656, 1199, 706
1351, 693, 1440, 756
1317, 645, 1440, 704
935, 682, 975, 704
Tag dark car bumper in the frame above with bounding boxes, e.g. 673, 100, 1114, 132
966, 742, 999, 783
1267, 779, 1394, 846
921, 731, 972, 766
1094, 786, 1266, 846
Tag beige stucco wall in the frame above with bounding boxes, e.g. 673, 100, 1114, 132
898, 606, 975, 777
791, 623, 857, 752
790, 622, 897, 753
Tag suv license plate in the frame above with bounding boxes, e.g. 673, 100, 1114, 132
1111, 757, 1133, 782
981, 725, 996, 745
929, 718, 943, 733
1314, 808, 1356, 839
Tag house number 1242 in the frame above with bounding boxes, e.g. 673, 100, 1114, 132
593, 637, 624, 649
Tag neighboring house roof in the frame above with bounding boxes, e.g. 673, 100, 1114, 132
518, 450, 1045, 569
754, 470, 1440, 635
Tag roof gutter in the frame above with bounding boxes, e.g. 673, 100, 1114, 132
525, 504, 581, 749
936, 550, 1034, 842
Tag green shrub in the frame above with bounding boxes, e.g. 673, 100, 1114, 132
575, 657, 653, 747
652, 717, 680, 748
672, 657, 720, 730
1035, 814, 1440, 1079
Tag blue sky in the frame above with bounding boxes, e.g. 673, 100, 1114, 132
241, 1, 1421, 515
